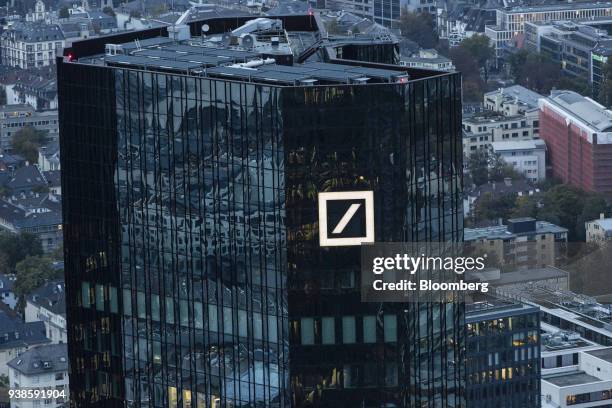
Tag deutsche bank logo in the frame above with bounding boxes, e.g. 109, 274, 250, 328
318, 191, 374, 247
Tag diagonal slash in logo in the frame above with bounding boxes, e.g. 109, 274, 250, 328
332, 203, 362, 234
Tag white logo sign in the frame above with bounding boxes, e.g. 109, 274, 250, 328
318, 191, 374, 247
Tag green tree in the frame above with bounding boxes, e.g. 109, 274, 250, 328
467, 150, 489, 186
555, 74, 592, 97
511, 195, 539, 219
488, 152, 522, 182
0, 232, 43, 271
598, 59, 612, 107
11, 126, 48, 164
474, 192, 517, 222
459, 34, 494, 82
515, 52, 561, 94
538, 185, 608, 241
507, 49, 529, 82
13, 256, 56, 298
398, 8, 438, 49
59, 6, 70, 19
449, 46, 484, 102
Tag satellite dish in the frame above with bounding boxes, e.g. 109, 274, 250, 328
241, 34, 254, 49
202, 24, 209, 33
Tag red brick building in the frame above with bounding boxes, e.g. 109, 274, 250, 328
539, 91, 612, 194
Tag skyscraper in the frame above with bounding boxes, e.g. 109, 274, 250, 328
59, 15, 463, 407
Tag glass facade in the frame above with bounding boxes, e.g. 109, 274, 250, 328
284, 81, 464, 407
59, 52, 463, 407
466, 305, 541, 408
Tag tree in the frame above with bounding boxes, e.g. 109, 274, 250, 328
515, 52, 561, 94
474, 192, 517, 222
511, 195, 539, 219
538, 185, 608, 241
598, 59, 612, 107
449, 46, 484, 102
59, 6, 70, 19
467, 150, 489, 186
398, 8, 438, 49
459, 34, 494, 82
556, 74, 592, 97
466, 149, 524, 186
488, 152, 522, 182
13, 256, 56, 298
11, 126, 48, 164
0, 232, 43, 272
507, 49, 529, 82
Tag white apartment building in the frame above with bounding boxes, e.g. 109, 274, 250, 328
463, 85, 542, 158
463, 113, 536, 156
483, 85, 542, 136
485, 2, 612, 57
7, 343, 69, 408
491, 139, 546, 182
586, 214, 612, 243
25, 280, 67, 344
0, 22, 65, 69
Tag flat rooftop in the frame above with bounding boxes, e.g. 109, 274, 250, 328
466, 295, 536, 322
543, 90, 612, 133
494, 267, 568, 286
544, 371, 601, 387
586, 347, 612, 363
76, 36, 410, 86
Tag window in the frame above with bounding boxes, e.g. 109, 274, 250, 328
363, 315, 377, 343
81, 282, 90, 308
342, 316, 356, 344
301, 318, 314, 345
322, 317, 335, 344
55, 372, 64, 381
384, 315, 397, 342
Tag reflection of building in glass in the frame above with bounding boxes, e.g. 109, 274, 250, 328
466, 294, 541, 407
59, 14, 463, 407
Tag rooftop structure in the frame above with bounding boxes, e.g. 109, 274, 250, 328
8, 343, 68, 376
539, 90, 612, 193
465, 218, 568, 241
543, 90, 612, 135
498, 286, 612, 346
484, 85, 542, 114
73, 21, 405, 86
